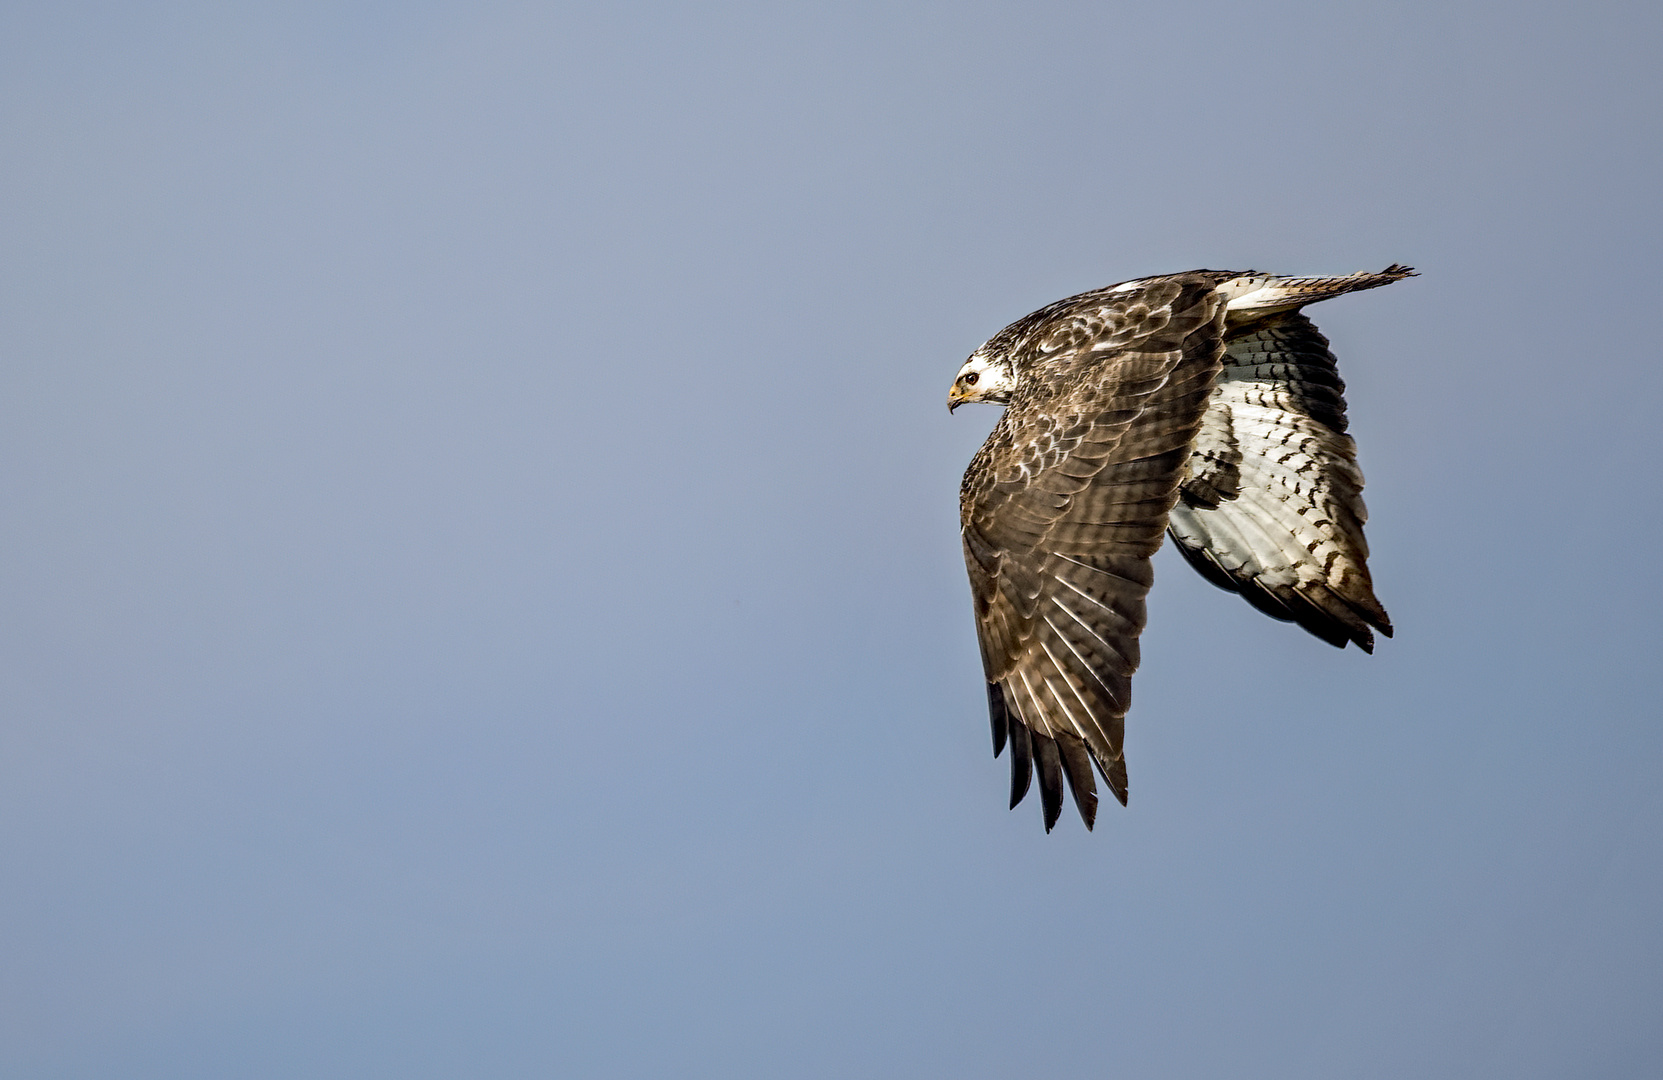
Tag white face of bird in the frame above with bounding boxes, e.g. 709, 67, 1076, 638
947, 350, 1016, 412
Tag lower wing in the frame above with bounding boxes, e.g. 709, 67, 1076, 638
1167, 310, 1392, 651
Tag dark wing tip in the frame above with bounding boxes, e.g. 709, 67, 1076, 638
987, 683, 1009, 757
1034, 734, 1064, 833
1106, 756, 1129, 807
1058, 734, 1098, 830
1007, 719, 1033, 810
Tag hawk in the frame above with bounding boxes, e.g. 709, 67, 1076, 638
950, 267, 1412, 831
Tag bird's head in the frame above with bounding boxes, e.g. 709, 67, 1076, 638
947, 349, 1016, 412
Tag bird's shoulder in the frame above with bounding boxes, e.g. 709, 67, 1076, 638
964, 271, 1242, 486
987, 270, 1248, 377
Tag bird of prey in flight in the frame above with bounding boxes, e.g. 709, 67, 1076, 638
950, 267, 1412, 831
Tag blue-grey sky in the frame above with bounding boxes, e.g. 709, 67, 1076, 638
3, 2, 1660, 1077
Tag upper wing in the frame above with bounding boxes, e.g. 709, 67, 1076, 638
960, 276, 1228, 831
1167, 311, 1392, 650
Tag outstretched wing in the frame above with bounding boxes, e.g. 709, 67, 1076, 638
960, 275, 1229, 831
1167, 310, 1392, 650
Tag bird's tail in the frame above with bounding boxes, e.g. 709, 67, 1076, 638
1221, 265, 1416, 321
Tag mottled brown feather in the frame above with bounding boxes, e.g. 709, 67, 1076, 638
961, 273, 1236, 829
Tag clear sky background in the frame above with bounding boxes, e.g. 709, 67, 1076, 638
3, 2, 1660, 1077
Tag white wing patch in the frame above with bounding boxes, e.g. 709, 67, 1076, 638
1170, 311, 1391, 650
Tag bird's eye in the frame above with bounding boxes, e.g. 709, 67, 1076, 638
963, 372, 979, 385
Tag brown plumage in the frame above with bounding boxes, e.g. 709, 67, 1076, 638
950, 267, 1412, 831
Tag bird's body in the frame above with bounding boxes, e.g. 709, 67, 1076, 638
950, 267, 1412, 831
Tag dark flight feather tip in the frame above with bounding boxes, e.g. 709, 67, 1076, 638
1106, 756, 1129, 807
1007, 718, 1033, 810
1033, 734, 1065, 833
987, 682, 1008, 757
1058, 733, 1098, 829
